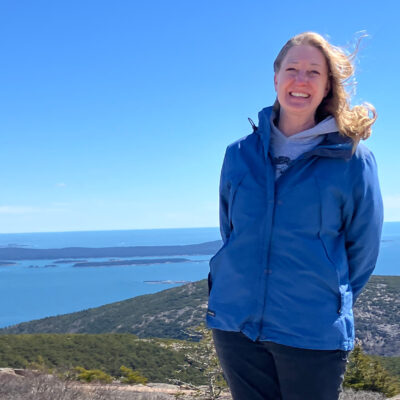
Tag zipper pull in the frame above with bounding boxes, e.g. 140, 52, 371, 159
248, 118, 258, 132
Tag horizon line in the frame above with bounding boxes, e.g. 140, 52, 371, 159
0, 226, 221, 235
0, 221, 399, 235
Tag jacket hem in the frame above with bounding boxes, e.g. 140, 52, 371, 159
207, 317, 354, 350
258, 333, 354, 351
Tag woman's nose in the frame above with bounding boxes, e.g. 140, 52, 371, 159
295, 71, 308, 83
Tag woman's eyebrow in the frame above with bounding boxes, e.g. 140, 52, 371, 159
286, 60, 323, 67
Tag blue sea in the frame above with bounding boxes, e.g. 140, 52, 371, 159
0, 225, 398, 329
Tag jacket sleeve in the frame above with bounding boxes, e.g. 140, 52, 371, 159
219, 149, 231, 243
343, 151, 384, 303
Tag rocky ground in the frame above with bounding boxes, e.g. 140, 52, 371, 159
0, 368, 397, 400
0, 368, 230, 399
354, 277, 400, 356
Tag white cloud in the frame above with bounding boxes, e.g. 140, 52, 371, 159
0, 204, 70, 215
0, 206, 38, 214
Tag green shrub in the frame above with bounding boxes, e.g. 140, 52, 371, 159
74, 366, 113, 383
120, 365, 148, 384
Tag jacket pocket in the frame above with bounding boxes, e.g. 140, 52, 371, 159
315, 176, 347, 314
227, 172, 247, 232
208, 234, 232, 297
318, 233, 343, 314
318, 229, 354, 316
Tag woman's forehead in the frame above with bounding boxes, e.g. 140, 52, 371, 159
283, 45, 327, 66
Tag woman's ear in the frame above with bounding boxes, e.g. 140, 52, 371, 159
274, 73, 278, 92
324, 78, 331, 96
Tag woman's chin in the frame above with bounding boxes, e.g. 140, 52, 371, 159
281, 103, 317, 119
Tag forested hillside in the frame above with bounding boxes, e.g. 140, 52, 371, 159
0, 280, 208, 340
0, 334, 204, 385
1, 276, 399, 357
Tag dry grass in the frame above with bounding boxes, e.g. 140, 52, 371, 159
0, 371, 178, 400
340, 388, 387, 399
0, 370, 391, 400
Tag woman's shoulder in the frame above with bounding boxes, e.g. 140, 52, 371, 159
349, 142, 378, 172
221, 132, 262, 179
226, 132, 259, 152
225, 106, 272, 155
343, 142, 380, 189
225, 132, 263, 164
353, 141, 375, 160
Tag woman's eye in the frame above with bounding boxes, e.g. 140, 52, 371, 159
310, 70, 320, 75
286, 67, 296, 71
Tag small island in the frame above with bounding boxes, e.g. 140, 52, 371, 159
73, 258, 192, 267
0, 261, 17, 267
144, 280, 191, 284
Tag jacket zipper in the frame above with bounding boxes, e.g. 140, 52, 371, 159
255, 153, 314, 339
255, 153, 276, 339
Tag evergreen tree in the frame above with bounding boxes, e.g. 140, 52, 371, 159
73, 366, 113, 383
119, 365, 148, 384
344, 345, 399, 397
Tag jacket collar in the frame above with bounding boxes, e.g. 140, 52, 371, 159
256, 106, 354, 161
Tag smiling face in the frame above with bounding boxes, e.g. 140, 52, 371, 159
274, 44, 330, 125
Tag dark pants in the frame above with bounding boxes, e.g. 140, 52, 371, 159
213, 329, 349, 400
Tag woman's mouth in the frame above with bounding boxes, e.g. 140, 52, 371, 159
289, 92, 310, 98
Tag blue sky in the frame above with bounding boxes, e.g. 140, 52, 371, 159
0, 0, 399, 233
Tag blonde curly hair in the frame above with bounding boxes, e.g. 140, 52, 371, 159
273, 32, 376, 142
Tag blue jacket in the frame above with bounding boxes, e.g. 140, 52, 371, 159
206, 106, 383, 351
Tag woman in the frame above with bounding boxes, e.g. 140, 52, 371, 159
206, 32, 383, 400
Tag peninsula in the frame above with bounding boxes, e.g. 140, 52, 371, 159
0, 240, 222, 261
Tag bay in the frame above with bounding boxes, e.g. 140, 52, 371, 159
0, 224, 398, 329
0, 255, 210, 328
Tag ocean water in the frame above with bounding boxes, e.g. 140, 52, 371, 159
0, 255, 210, 328
0, 227, 221, 249
0, 224, 398, 329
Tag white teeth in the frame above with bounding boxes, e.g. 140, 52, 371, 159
290, 92, 310, 98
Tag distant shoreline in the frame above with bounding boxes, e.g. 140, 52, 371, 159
144, 280, 191, 284
0, 240, 222, 261
73, 258, 192, 267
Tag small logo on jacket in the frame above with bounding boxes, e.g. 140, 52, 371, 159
207, 309, 216, 317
